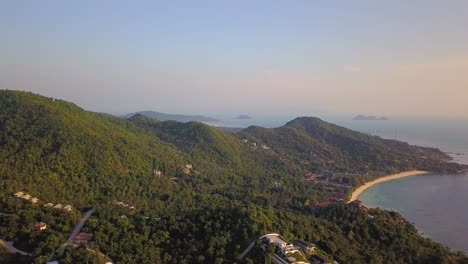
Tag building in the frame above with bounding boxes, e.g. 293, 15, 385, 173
46, 261, 59, 264
261, 144, 269, 150
31, 197, 39, 204
21, 194, 32, 200
183, 167, 190, 174
349, 199, 367, 210
63, 205, 73, 212
265, 235, 299, 255
185, 164, 193, 169
54, 204, 64, 209
34, 222, 47, 231
13, 191, 24, 197
154, 170, 162, 177
44, 203, 54, 207
73, 233, 94, 246
294, 240, 316, 253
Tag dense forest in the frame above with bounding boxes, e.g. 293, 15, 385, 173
0, 90, 467, 263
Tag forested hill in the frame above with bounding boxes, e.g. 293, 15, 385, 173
0, 90, 188, 207
239, 116, 463, 174
1, 90, 467, 263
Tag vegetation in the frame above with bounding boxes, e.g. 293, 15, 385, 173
0, 90, 467, 263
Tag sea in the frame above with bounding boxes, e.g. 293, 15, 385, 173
213, 114, 468, 253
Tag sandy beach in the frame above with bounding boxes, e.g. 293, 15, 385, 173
349, 170, 428, 202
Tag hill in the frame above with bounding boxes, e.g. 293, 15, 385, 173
1, 91, 467, 263
123, 110, 220, 123
0, 90, 188, 208
239, 116, 461, 176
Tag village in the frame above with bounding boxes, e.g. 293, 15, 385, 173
2, 191, 112, 264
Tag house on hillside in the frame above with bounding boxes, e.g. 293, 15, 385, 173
73, 233, 94, 247
265, 235, 299, 255
63, 205, 73, 212
54, 204, 64, 209
13, 191, 24, 197
349, 199, 368, 210
21, 194, 32, 200
154, 170, 162, 177
44, 203, 54, 207
31, 197, 39, 204
34, 222, 47, 231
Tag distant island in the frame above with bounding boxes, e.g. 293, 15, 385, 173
235, 114, 252, 120
353, 115, 388, 121
123, 111, 220, 123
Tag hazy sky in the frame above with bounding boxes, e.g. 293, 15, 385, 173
1, 1, 467, 117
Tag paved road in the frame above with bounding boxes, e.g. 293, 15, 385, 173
238, 241, 255, 259
0, 239, 32, 256
57, 208, 95, 253
238, 233, 281, 260
272, 253, 289, 264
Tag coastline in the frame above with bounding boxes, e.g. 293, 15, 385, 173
349, 170, 428, 202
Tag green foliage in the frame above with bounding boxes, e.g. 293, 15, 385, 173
0, 90, 467, 263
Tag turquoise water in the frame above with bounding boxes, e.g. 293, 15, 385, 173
359, 173, 468, 253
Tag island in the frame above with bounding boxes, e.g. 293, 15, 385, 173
353, 115, 388, 121
235, 114, 252, 120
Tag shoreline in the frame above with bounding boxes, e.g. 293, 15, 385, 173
349, 170, 429, 202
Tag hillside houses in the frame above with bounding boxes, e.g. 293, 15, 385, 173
13, 191, 39, 204
13, 191, 73, 212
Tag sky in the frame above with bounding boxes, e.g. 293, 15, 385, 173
1, 0, 468, 117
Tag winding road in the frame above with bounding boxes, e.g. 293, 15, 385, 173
57, 208, 95, 253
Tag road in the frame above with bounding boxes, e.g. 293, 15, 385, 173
0, 239, 32, 256
57, 208, 95, 253
238, 234, 280, 260
238, 241, 255, 259
272, 253, 289, 264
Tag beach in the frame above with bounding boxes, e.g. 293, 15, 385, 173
349, 170, 428, 202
